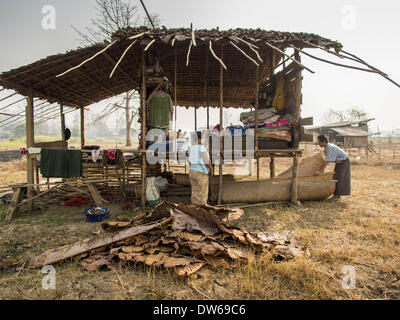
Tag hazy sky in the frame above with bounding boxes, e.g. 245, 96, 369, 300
0, 0, 399, 132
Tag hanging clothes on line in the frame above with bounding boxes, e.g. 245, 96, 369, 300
40, 149, 82, 178
148, 90, 173, 128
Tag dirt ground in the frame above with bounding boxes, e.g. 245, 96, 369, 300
0, 145, 399, 300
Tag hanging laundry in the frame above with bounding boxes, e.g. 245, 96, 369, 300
40, 149, 82, 178
149, 91, 173, 127
105, 149, 116, 160
91, 149, 101, 163
272, 75, 286, 111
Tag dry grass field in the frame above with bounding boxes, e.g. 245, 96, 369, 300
0, 143, 399, 300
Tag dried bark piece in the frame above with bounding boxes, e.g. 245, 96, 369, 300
226, 247, 255, 261
169, 231, 205, 242
203, 255, 234, 270
144, 253, 169, 266
175, 262, 205, 277
121, 245, 144, 253
29, 217, 172, 268
81, 257, 111, 271
171, 208, 219, 236
163, 256, 193, 268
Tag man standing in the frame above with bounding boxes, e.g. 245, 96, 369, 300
315, 135, 351, 200
187, 131, 213, 205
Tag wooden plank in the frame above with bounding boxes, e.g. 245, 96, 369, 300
80, 106, 85, 148
26, 90, 34, 213
300, 117, 313, 126
270, 157, 275, 178
87, 183, 109, 207
141, 50, 147, 207
290, 153, 299, 205
60, 101, 66, 141
29, 217, 173, 268
218, 48, 224, 206
5, 188, 24, 221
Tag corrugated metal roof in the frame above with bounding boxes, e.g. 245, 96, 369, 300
306, 118, 375, 130
331, 127, 369, 137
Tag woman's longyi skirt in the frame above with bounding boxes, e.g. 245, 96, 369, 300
334, 158, 351, 196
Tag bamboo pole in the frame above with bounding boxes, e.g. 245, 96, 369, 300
26, 89, 35, 213
110, 40, 137, 78
80, 106, 85, 148
270, 157, 275, 178
218, 47, 224, 205
60, 101, 65, 141
141, 50, 147, 207
194, 108, 197, 131
174, 46, 177, 152
290, 153, 299, 205
290, 45, 382, 75
56, 40, 117, 78
255, 65, 260, 180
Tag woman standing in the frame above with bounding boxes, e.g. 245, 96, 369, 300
315, 135, 351, 200
187, 131, 213, 205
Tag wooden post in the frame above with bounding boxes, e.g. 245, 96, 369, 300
255, 65, 260, 180
80, 106, 85, 148
60, 101, 66, 141
217, 47, 224, 205
270, 157, 275, 178
26, 89, 35, 213
194, 108, 197, 131
174, 46, 177, 135
141, 50, 147, 207
206, 51, 210, 130
293, 49, 301, 149
290, 153, 299, 205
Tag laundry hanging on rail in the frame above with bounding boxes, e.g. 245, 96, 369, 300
40, 149, 82, 178
148, 91, 173, 128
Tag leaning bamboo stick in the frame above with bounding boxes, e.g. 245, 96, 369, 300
231, 36, 258, 49
110, 40, 137, 78
265, 41, 315, 74
290, 45, 382, 75
230, 41, 259, 67
339, 49, 400, 88
191, 30, 197, 46
186, 40, 193, 66
304, 41, 389, 77
127, 31, 148, 40
56, 40, 118, 78
209, 41, 227, 70
144, 39, 156, 51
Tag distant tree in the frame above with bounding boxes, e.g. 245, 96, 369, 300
72, 0, 161, 146
322, 107, 369, 124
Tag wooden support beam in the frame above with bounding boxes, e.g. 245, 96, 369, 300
194, 108, 197, 131
255, 65, 260, 180
218, 48, 224, 206
174, 46, 177, 134
141, 50, 147, 207
290, 153, 299, 205
87, 183, 109, 207
26, 90, 35, 213
80, 106, 85, 148
5, 187, 24, 221
270, 157, 275, 178
60, 101, 66, 141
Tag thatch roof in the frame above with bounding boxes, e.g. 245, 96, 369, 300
0, 27, 343, 109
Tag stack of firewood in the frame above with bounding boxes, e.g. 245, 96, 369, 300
29, 202, 306, 276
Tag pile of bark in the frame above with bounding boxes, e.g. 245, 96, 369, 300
29, 202, 305, 276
